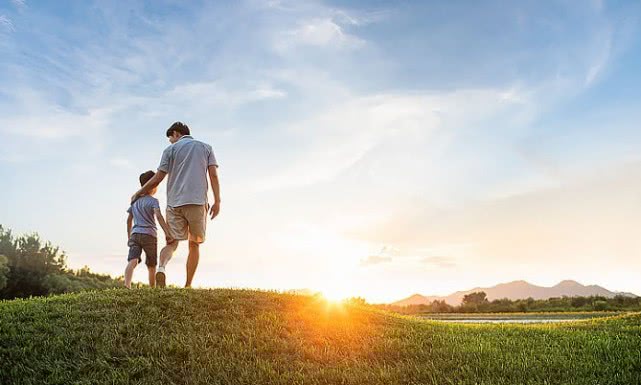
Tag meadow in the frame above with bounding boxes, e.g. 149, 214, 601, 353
1, 289, 640, 384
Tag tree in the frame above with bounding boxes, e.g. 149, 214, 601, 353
0, 255, 8, 291
593, 300, 608, 311
430, 300, 453, 313
462, 292, 488, 306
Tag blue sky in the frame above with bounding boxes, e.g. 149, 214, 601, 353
2, 0, 641, 301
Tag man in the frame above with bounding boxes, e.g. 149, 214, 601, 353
131, 121, 221, 288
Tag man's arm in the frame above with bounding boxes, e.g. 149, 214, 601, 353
208, 165, 221, 220
131, 171, 167, 203
153, 208, 174, 243
126, 212, 133, 243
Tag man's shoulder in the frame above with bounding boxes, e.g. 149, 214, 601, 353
185, 138, 213, 152
196, 139, 213, 150
162, 143, 175, 155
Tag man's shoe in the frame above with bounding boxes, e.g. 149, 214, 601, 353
156, 267, 166, 288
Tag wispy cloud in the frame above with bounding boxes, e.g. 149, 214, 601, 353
11, 0, 26, 9
421, 256, 456, 269
584, 27, 612, 86
277, 17, 364, 50
253, 87, 530, 191
0, 15, 15, 32
360, 255, 392, 266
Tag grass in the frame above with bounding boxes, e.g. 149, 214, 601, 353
1, 289, 640, 385
419, 312, 620, 321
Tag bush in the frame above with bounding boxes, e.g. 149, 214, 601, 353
0, 225, 123, 300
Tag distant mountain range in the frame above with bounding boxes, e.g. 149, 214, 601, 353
392, 280, 638, 306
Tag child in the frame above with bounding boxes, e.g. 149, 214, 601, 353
125, 170, 173, 288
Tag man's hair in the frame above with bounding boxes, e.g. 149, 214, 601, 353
139, 170, 155, 187
166, 121, 190, 137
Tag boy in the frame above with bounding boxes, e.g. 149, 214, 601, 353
125, 170, 173, 288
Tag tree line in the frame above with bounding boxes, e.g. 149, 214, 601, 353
0, 225, 123, 300
378, 291, 641, 314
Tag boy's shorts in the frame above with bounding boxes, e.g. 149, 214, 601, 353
127, 233, 158, 267
167, 204, 207, 243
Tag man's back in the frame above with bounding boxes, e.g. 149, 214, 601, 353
158, 135, 218, 207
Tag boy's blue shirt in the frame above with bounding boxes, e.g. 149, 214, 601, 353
127, 195, 160, 238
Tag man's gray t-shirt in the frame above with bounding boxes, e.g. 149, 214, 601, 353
127, 195, 160, 237
158, 135, 218, 208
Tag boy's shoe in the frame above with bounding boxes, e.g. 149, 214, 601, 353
156, 266, 166, 289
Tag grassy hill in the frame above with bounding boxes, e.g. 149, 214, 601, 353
1, 289, 640, 385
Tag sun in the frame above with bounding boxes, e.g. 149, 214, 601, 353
318, 280, 354, 303
321, 288, 348, 302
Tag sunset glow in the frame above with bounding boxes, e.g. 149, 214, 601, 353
2, 1, 641, 302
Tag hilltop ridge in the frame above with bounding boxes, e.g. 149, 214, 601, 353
1, 289, 640, 384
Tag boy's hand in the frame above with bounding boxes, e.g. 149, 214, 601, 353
165, 235, 175, 244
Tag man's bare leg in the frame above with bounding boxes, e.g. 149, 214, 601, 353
185, 241, 200, 288
124, 259, 138, 289
156, 241, 178, 288
159, 241, 179, 268
147, 266, 156, 288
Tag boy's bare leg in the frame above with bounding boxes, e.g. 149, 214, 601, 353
148, 266, 156, 287
124, 259, 138, 289
185, 241, 200, 288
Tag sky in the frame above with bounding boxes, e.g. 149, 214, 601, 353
2, 0, 641, 303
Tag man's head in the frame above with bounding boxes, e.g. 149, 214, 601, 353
166, 121, 190, 144
139, 170, 157, 195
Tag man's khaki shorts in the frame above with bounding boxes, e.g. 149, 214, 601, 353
166, 204, 207, 243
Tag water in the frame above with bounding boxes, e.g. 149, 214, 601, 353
419, 313, 613, 324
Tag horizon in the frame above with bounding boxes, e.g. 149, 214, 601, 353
390, 278, 639, 303
3, 1, 641, 303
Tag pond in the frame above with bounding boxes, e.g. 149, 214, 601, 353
418, 313, 617, 324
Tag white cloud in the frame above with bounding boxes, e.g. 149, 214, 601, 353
166, 81, 287, 107
0, 87, 114, 139
357, 162, 641, 269
585, 27, 612, 86
421, 256, 456, 269
0, 15, 15, 32
254, 87, 530, 191
360, 255, 392, 266
1, 107, 110, 139
11, 0, 26, 9
276, 17, 364, 51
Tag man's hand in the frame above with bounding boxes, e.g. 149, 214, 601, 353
131, 191, 141, 204
209, 201, 220, 220
165, 235, 175, 244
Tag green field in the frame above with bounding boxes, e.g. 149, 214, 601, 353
419, 312, 620, 323
1, 289, 640, 384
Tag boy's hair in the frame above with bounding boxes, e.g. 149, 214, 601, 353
166, 121, 190, 137
139, 170, 155, 187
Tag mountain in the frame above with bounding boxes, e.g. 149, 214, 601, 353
392, 280, 638, 306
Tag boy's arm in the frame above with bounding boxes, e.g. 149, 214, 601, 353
126, 212, 133, 243
154, 208, 174, 243
208, 165, 221, 220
